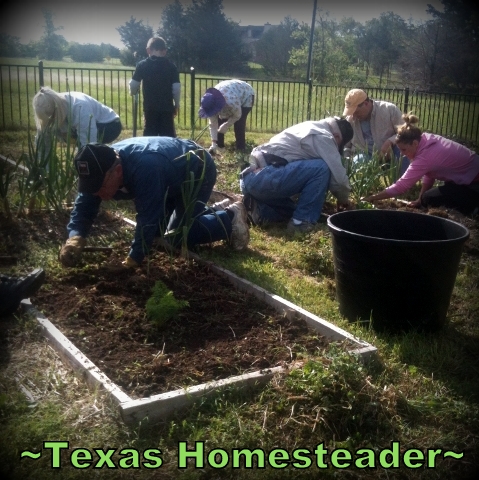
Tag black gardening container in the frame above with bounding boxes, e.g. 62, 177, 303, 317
327, 210, 470, 333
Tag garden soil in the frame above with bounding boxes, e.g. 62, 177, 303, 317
1, 209, 329, 400
1, 202, 478, 400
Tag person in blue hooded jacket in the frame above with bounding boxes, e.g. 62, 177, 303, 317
59, 137, 249, 268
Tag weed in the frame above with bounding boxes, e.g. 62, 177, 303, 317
146, 280, 189, 328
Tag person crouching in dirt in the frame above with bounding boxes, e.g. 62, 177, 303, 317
59, 137, 250, 268
240, 117, 354, 233
362, 114, 479, 215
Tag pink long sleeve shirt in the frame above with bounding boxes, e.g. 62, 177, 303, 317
385, 133, 479, 197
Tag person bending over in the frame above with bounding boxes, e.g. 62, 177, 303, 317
363, 114, 479, 215
59, 137, 250, 268
240, 117, 353, 233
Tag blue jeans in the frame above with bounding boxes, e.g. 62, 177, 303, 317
240, 160, 331, 224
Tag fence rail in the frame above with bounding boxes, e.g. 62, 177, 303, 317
1, 62, 478, 144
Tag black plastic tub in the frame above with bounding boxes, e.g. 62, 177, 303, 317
327, 210, 470, 333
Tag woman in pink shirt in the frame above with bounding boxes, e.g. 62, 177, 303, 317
363, 114, 479, 214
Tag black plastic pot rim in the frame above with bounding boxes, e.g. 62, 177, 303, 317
327, 210, 470, 245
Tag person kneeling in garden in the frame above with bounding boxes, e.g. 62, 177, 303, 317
362, 114, 479, 215
240, 117, 354, 233
59, 137, 249, 268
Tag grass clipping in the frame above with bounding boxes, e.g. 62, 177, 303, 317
146, 280, 189, 328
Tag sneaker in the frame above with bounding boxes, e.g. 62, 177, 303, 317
210, 198, 233, 211
0, 268, 46, 317
287, 219, 315, 233
225, 201, 250, 251
242, 193, 261, 225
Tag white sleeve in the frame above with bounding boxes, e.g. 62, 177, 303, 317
172, 82, 181, 108
129, 79, 141, 96
208, 115, 219, 142
217, 105, 242, 134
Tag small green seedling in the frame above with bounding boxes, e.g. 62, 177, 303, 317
146, 280, 189, 328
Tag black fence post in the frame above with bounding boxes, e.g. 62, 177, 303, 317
307, 78, 313, 121
132, 93, 138, 137
403, 86, 410, 113
190, 66, 196, 139
38, 60, 44, 88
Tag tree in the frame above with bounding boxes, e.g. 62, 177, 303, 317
117, 16, 154, 65
68, 43, 105, 63
337, 17, 363, 65
424, 0, 479, 91
183, 0, 249, 74
101, 43, 121, 59
289, 13, 350, 84
158, 0, 189, 70
37, 9, 67, 60
21, 41, 39, 59
117, 0, 247, 73
398, 19, 443, 89
0, 33, 22, 58
255, 17, 303, 79
359, 13, 408, 86
427, 0, 479, 40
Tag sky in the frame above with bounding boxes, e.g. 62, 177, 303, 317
1, 0, 444, 50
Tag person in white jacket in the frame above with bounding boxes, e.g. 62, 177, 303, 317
33, 87, 122, 154
198, 79, 255, 154
240, 117, 353, 233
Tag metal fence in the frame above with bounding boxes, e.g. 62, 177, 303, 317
1, 62, 478, 144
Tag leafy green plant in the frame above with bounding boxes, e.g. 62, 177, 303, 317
14, 128, 78, 215
345, 150, 404, 207
345, 151, 384, 204
146, 280, 189, 328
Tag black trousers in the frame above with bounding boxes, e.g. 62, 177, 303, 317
422, 181, 479, 214
143, 110, 176, 137
217, 106, 252, 151
96, 118, 122, 144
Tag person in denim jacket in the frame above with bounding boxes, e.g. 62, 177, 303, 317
59, 137, 249, 268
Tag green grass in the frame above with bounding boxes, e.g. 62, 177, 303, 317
2, 57, 478, 144
1, 132, 479, 479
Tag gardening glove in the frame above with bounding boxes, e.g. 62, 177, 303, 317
123, 256, 139, 268
208, 142, 225, 155
59, 236, 87, 267
343, 147, 352, 159
104, 256, 139, 274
